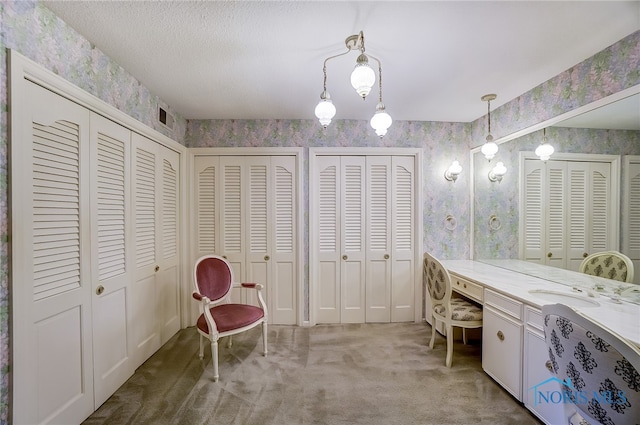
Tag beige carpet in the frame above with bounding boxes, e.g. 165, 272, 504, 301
83, 323, 541, 425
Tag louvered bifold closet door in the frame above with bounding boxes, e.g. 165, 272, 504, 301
269, 156, 297, 324
567, 161, 612, 271
89, 114, 135, 408
12, 82, 94, 425
341, 156, 366, 323
316, 156, 341, 323
365, 156, 392, 322
390, 156, 415, 322
625, 159, 640, 283
219, 156, 246, 302
523, 160, 545, 263
545, 161, 568, 268
523, 159, 567, 266
158, 147, 181, 343
194, 156, 219, 259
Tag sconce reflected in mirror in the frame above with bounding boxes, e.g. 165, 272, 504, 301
488, 161, 507, 182
444, 160, 462, 182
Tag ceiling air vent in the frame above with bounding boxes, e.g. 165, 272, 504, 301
157, 104, 175, 131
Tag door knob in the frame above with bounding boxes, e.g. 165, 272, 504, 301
384, 254, 390, 259
547, 252, 552, 258
497, 330, 505, 341
264, 255, 270, 261
96, 285, 105, 295
583, 252, 589, 258
155, 265, 160, 272
342, 255, 348, 260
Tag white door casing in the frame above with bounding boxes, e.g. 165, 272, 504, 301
623, 156, 640, 284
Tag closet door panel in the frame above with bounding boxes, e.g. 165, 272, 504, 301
391, 156, 415, 322
90, 113, 135, 408
131, 134, 161, 365
546, 161, 568, 268
625, 160, 640, 283
158, 148, 181, 343
523, 161, 544, 263
194, 156, 219, 257
365, 156, 391, 323
245, 157, 270, 307
316, 157, 341, 323
220, 157, 246, 301
341, 157, 366, 323
13, 82, 94, 425
270, 156, 297, 324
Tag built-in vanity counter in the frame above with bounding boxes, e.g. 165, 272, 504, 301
439, 259, 640, 425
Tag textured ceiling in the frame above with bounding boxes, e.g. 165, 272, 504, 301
43, 1, 640, 123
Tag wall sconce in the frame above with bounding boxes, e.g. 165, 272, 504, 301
444, 160, 462, 182
314, 31, 392, 137
480, 93, 498, 161
535, 128, 555, 161
488, 161, 507, 182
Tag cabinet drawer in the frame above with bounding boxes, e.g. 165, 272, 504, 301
484, 289, 523, 320
525, 306, 543, 332
452, 276, 483, 303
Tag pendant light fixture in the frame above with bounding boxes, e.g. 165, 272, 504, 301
480, 94, 498, 161
314, 31, 392, 137
535, 128, 555, 161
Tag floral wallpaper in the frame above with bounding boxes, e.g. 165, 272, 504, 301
0, 0, 638, 422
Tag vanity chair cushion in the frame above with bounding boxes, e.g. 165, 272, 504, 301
433, 298, 483, 321
579, 251, 634, 283
543, 304, 640, 425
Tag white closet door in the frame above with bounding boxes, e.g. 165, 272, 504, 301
624, 158, 640, 283
341, 156, 367, 323
89, 113, 134, 408
270, 156, 297, 324
12, 82, 94, 425
390, 156, 415, 322
245, 157, 270, 307
158, 147, 181, 343
567, 162, 612, 271
523, 160, 544, 263
546, 161, 568, 268
365, 156, 391, 322
131, 133, 162, 365
194, 156, 219, 258
316, 156, 341, 323
220, 156, 246, 289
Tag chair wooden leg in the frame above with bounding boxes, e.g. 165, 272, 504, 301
429, 316, 437, 349
211, 340, 219, 382
262, 321, 268, 356
227, 335, 233, 348
198, 334, 204, 359
445, 325, 454, 368
462, 328, 468, 345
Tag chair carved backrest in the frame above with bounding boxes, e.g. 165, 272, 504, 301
194, 256, 234, 304
424, 253, 453, 319
579, 251, 634, 283
542, 303, 640, 425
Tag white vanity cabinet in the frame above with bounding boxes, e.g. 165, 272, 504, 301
482, 289, 523, 401
523, 306, 567, 424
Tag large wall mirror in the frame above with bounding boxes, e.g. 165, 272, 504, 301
471, 85, 640, 292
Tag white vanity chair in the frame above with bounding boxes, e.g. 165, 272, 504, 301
579, 251, 635, 283
424, 253, 483, 367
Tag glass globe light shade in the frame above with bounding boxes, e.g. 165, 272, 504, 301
314, 93, 336, 128
481, 135, 498, 161
370, 103, 392, 137
493, 161, 507, 176
535, 143, 555, 161
350, 54, 375, 99
445, 160, 462, 182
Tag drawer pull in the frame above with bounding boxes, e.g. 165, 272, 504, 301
545, 360, 554, 373
497, 331, 505, 341
463, 283, 467, 289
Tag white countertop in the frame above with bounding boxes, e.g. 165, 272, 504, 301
440, 259, 640, 347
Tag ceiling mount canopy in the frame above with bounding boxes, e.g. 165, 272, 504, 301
314, 30, 392, 137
